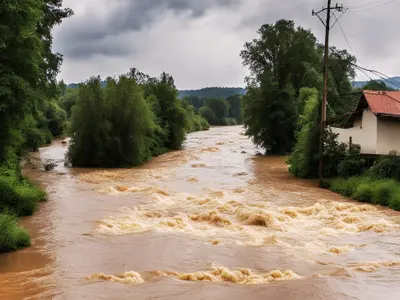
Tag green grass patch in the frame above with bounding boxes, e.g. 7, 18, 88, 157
0, 213, 31, 252
0, 167, 46, 216
0, 166, 45, 252
329, 176, 400, 211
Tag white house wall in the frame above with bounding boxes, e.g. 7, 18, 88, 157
331, 109, 377, 155
377, 118, 400, 155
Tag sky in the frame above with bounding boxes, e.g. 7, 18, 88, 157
53, 0, 400, 90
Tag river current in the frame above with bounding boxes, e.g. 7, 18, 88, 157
0, 126, 399, 299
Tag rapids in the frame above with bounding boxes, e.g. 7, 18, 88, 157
0, 126, 399, 299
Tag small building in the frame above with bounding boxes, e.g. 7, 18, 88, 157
331, 90, 400, 156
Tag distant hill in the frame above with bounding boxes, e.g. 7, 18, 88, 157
67, 83, 246, 99
178, 87, 245, 99
352, 77, 400, 90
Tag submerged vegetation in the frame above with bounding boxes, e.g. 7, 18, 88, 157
66, 70, 209, 168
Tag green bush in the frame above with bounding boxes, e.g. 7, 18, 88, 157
329, 176, 400, 211
389, 193, 400, 211
353, 183, 374, 202
329, 176, 372, 197
371, 153, 400, 181
0, 214, 30, 252
199, 106, 216, 125
373, 180, 398, 206
225, 118, 238, 126
0, 168, 46, 216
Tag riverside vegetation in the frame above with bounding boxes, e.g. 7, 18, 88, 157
240, 19, 400, 210
0, 0, 73, 252
0, 2, 210, 252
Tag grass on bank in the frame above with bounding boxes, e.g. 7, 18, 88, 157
328, 176, 400, 211
0, 167, 46, 252
0, 214, 31, 252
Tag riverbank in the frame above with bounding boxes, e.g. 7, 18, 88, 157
326, 176, 400, 211
0, 166, 46, 252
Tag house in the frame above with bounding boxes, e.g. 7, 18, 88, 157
330, 90, 400, 156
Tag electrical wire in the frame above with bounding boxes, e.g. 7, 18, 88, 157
347, 0, 397, 12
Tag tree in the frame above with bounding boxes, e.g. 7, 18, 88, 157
288, 88, 320, 177
362, 80, 394, 91
199, 106, 217, 125
326, 47, 357, 115
143, 72, 188, 150
244, 74, 296, 154
67, 76, 156, 167
226, 95, 243, 124
204, 98, 230, 125
240, 20, 321, 93
0, 0, 72, 164
183, 96, 204, 110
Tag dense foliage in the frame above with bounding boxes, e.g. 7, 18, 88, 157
179, 87, 245, 99
241, 19, 357, 154
0, 0, 72, 251
67, 71, 209, 168
329, 177, 400, 211
184, 94, 244, 125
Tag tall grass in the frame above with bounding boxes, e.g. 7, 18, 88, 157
0, 166, 46, 252
0, 214, 30, 252
328, 176, 400, 211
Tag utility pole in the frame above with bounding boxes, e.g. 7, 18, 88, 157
312, 1, 344, 184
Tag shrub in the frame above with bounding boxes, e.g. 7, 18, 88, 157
225, 118, 238, 126
199, 106, 216, 125
371, 153, 400, 181
0, 214, 30, 252
353, 183, 374, 202
329, 176, 372, 197
67, 76, 156, 167
389, 193, 400, 211
0, 168, 46, 216
372, 180, 398, 206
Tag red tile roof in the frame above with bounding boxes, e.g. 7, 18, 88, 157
363, 90, 400, 117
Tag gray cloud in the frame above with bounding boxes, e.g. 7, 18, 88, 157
55, 0, 400, 89
57, 0, 240, 58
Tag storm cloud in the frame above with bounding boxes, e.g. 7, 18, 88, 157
54, 0, 400, 89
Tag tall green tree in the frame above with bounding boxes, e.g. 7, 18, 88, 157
204, 98, 230, 125
0, 0, 72, 164
240, 20, 321, 93
362, 80, 394, 91
226, 95, 243, 124
244, 74, 296, 154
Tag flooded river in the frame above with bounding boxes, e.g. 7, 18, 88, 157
1, 126, 399, 299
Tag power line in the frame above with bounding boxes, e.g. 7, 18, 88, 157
352, 64, 400, 89
347, 0, 397, 12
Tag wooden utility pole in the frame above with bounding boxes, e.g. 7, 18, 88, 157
312, 1, 344, 184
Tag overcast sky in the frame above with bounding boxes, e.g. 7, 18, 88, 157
53, 0, 400, 89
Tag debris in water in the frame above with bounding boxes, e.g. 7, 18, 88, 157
233, 172, 248, 177
191, 163, 206, 168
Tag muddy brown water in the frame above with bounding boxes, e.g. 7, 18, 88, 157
1, 126, 399, 300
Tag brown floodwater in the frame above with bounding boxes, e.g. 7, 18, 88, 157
1, 126, 400, 300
